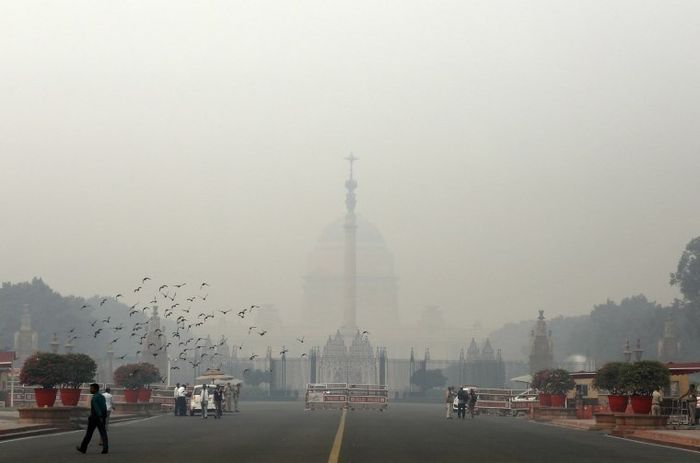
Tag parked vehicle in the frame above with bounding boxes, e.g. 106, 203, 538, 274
189, 384, 218, 416
509, 389, 538, 416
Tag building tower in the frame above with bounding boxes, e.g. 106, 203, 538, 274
141, 306, 168, 379
342, 154, 359, 335
658, 320, 680, 362
528, 310, 554, 374
14, 304, 39, 365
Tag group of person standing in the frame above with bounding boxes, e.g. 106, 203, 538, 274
445, 386, 477, 420
173, 382, 241, 418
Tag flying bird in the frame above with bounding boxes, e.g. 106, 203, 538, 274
248, 354, 258, 361
248, 326, 257, 335
142, 277, 151, 283
99, 298, 108, 306
158, 285, 168, 291
134, 286, 142, 293
296, 337, 305, 344
219, 309, 232, 315
93, 328, 103, 338
174, 283, 186, 288
115, 294, 123, 299
80, 304, 90, 310
258, 331, 268, 336
200, 282, 209, 289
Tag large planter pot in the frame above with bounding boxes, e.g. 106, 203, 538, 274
137, 388, 152, 403
34, 388, 57, 408
124, 389, 139, 403
608, 395, 629, 413
539, 393, 552, 407
550, 394, 566, 408
630, 395, 652, 414
59, 388, 82, 407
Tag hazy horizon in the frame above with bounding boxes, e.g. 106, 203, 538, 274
2, 1, 700, 336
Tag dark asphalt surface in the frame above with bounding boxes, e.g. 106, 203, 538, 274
1, 402, 698, 463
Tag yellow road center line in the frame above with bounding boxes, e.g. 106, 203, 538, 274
328, 408, 348, 463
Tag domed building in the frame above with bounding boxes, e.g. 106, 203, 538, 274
302, 214, 399, 334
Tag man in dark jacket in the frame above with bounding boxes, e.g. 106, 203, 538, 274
77, 383, 109, 454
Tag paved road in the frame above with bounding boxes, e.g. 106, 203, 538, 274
1, 402, 698, 463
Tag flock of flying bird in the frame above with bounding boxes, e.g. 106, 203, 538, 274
66, 277, 325, 381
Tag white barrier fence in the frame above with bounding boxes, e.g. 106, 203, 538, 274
305, 383, 389, 411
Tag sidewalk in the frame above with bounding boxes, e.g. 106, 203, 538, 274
0, 409, 143, 441
628, 428, 700, 451
543, 416, 700, 451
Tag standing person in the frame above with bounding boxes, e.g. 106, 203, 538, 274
213, 386, 223, 419
224, 382, 233, 413
200, 384, 209, 419
233, 383, 241, 413
177, 383, 187, 416
173, 383, 181, 416
468, 388, 478, 419
456, 387, 468, 420
445, 387, 456, 419
76, 383, 108, 454
99, 387, 114, 447
681, 384, 698, 425
651, 386, 663, 416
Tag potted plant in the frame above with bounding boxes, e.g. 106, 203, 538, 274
60, 353, 97, 406
136, 363, 161, 402
113, 363, 144, 403
621, 360, 670, 414
532, 370, 552, 406
19, 353, 66, 407
113, 362, 162, 403
547, 369, 575, 407
593, 362, 630, 413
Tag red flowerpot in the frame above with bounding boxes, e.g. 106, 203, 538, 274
137, 388, 152, 403
539, 393, 552, 407
608, 395, 628, 413
630, 395, 652, 414
124, 389, 139, 403
34, 388, 57, 408
550, 394, 566, 408
59, 388, 82, 407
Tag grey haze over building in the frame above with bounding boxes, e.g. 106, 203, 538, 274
2, 1, 700, 344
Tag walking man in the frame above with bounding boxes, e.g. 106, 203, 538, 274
468, 388, 478, 419
233, 383, 241, 412
456, 387, 468, 420
201, 384, 210, 419
651, 386, 663, 416
213, 386, 224, 419
77, 383, 108, 454
445, 386, 455, 419
224, 382, 233, 413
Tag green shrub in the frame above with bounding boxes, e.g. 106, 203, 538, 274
593, 362, 630, 395
621, 360, 670, 396
19, 352, 66, 389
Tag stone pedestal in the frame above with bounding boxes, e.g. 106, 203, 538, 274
18, 407, 89, 429
611, 414, 668, 436
532, 406, 578, 421
593, 412, 616, 430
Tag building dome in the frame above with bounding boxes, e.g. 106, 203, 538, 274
303, 215, 398, 331
317, 215, 386, 245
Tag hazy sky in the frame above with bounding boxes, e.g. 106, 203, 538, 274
2, 1, 700, 334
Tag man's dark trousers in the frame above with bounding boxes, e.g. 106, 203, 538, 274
79, 415, 108, 452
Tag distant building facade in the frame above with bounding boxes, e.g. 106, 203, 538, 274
529, 310, 554, 374
14, 305, 38, 366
